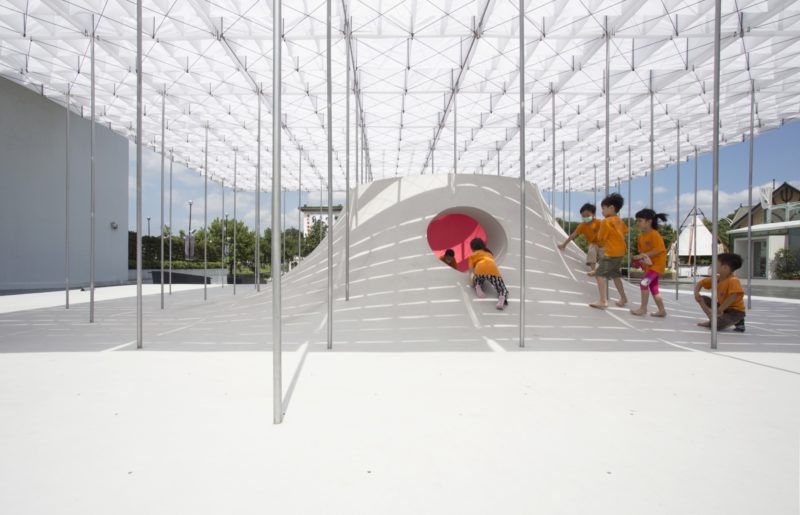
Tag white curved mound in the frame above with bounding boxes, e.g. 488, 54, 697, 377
280, 174, 638, 350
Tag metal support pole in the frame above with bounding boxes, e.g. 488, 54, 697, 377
345, 19, 351, 301
169, 153, 173, 294
272, 0, 283, 424
561, 142, 565, 229
135, 6, 142, 347
65, 88, 70, 309
649, 69, 654, 207
497, 146, 500, 176
604, 16, 610, 197
627, 147, 632, 281
710, 0, 722, 349
593, 164, 597, 205
221, 179, 225, 288
90, 15, 96, 324
160, 91, 165, 309
568, 178, 571, 228
453, 79, 457, 175
746, 79, 755, 308
203, 125, 208, 301
298, 148, 302, 262
327, 0, 334, 350
256, 89, 262, 291
233, 150, 237, 295
676, 121, 680, 299
693, 147, 698, 283
518, 0, 526, 349
551, 85, 556, 221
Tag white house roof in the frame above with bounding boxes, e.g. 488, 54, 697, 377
1, 0, 799, 193
728, 220, 800, 235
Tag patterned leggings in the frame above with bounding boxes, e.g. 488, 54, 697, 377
475, 275, 509, 300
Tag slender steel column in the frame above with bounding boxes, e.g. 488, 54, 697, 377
233, 150, 237, 295
65, 88, 70, 309
518, 0, 526, 348
649, 69, 654, 207
497, 145, 500, 176
281, 188, 285, 271
256, 89, 262, 291
568, 178, 571, 228
273, 0, 284, 424
675, 121, 680, 299
169, 152, 173, 294
627, 147, 632, 281
561, 142, 565, 228
693, 147, 698, 283
453, 78, 457, 175
551, 85, 556, 220
221, 179, 225, 288
604, 16, 610, 197
298, 148, 302, 262
593, 164, 597, 205
135, 5, 143, 348
326, 0, 334, 350
90, 15, 96, 323
345, 19, 351, 301
344, 24, 350, 301
160, 91, 165, 309
203, 125, 208, 301
710, 0, 722, 349
746, 79, 755, 308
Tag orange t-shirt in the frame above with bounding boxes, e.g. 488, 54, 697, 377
699, 275, 746, 312
637, 229, 666, 274
597, 215, 628, 257
469, 250, 501, 277
575, 219, 601, 244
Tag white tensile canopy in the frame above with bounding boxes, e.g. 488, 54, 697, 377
1, 0, 799, 192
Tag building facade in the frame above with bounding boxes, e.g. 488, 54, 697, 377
299, 205, 343, 236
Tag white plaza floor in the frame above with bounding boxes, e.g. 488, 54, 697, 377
1, 176, 799, 514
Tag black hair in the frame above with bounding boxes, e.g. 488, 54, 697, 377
469, 237, 493, 255
600, 192, 624, 213
635, 208, 668, 229
718, 253, 743, 271
444, 249, 455, 257
579, 203, 596, 215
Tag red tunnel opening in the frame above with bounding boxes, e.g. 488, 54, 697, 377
426, 213, 487, 272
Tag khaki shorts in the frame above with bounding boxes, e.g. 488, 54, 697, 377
586, 244, 601, 265
596, 256, 623, 278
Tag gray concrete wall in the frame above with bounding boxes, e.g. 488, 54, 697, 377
0, 78, 128, 291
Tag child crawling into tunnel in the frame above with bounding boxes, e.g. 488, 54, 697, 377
468, 238, 509, 311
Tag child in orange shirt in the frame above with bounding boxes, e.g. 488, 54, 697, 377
468, 238, 508, 310
693, 253, 746, 332
557, 203, 601, 275
630, 209, 668, 317
590, 193, 629, 309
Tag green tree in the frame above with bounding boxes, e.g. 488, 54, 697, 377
703, 212, 735, 251
303, 219, 327, 256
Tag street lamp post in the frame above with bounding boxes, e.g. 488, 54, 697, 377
147, 216, 151, 237
188, 201, 193, 233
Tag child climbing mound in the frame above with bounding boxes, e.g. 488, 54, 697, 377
557, 202, 601, 275
630, 209, 668, 317
589, 193, 629, 309
468, 238, 509, 310
693, 253, 747, 332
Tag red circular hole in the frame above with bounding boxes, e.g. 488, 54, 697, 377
427, 213, 487, 272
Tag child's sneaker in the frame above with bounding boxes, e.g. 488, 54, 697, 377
475, 283, 485, 298
734, 320, 745, 332
496, 295, 506, 310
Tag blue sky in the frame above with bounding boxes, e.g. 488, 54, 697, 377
129, 121, 800, 233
